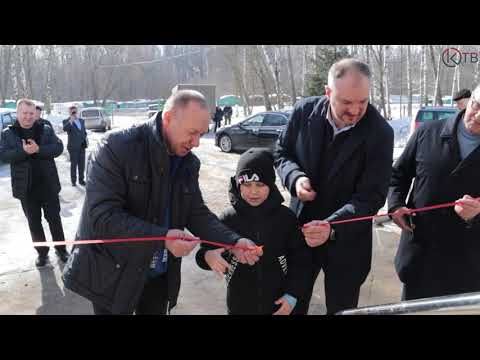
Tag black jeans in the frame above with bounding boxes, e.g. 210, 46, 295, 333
69, 149, 85, 184
20, 194, 66, 258
92, 273, 169, 315
292, 248, 361, 315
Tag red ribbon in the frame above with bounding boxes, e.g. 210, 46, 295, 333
33, 235, 263, 251
31, 199, 478, 247
302, 198, 479, 228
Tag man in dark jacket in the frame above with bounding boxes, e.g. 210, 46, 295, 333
62, 90, 262, 315
389, 84, 480, 301
63, 105, 88, 186
35, 105, 53, 128
453, 88, 471, 111
213, 106, 224, 133
274, 58, 394, 314
223, 105, 233, 126
0, 98, 69, 267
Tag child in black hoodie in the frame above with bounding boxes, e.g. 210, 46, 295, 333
196, 148, 312, 315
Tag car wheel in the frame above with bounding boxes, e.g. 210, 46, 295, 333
219, 135, 232, 153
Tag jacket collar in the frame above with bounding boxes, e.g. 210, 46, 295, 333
148, 111, 194, 168
10, 120, 43, 138
307, 96, 329, 121
440, 110, 463, 139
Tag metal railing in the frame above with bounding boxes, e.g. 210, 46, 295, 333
336, 292, 480, 315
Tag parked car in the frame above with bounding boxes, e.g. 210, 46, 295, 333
215, 111, 290, 153
411, 106, 458, 135
0, 108, 16, 141
0, 109, 16, 162
79, 107, 112, 132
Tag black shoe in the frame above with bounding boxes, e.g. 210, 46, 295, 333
56, 250, 70, 263
35, 255, 48, 267
79, 180, 86, 186
72, 182, 76, 186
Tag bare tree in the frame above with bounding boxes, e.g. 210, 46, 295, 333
249, 46, 273, 111
22, 45, 35, 99
44, 45, 56, 114
11, 45, 27, 99
385, 46, 392, 119
429, 45, 443, 106
222, 45, 252, 115
421, 45, 428, 106
301, 45, 310, 96
286, 45, 297, 106
406, 45, 413, 117
371, 45, 388, 117
365, 45, 374, 104
261, 45, 282, 110
0, 45, 13, 105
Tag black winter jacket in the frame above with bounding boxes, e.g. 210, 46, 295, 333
274, 96, 393, 285
196, 177, 312, 314
0, 121, 63, 199
389, 111, 480, 289
62, 114, 242, 314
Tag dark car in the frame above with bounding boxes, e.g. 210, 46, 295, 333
410, 106, 458, 135
0, 108, 16, 141
215, 111, 290, 153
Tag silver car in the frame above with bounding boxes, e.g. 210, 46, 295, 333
79, 107, 112, 132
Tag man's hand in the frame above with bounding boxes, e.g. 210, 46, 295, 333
273, 297, 293, 315
230, 238, 263, 266
22, 139, 39, 155
391, 207, 415, 232
455, 195, 480, 222
295, 176, 317, 202
164, 229, 200, 258
205, 248, 231, 275
302, 220, 330, 247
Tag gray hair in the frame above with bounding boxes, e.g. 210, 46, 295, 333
327, 58, 371, 88
163, 89, 208, 113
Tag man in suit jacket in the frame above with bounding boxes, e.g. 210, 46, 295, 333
389, 85, 480, 301
274, 58, 394, 314
63, 105, 88, 186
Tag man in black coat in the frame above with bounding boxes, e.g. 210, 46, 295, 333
389, 85, 480, 301
274, 58, 394, 314
35, 105, 53, 128
213, 106, 224, 133
0, 98, 69, 267
223, 105, 233, 126
62, 90, 262, 315
62, 105, 88, 186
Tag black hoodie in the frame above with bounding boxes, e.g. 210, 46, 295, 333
196, 177, 312, 315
